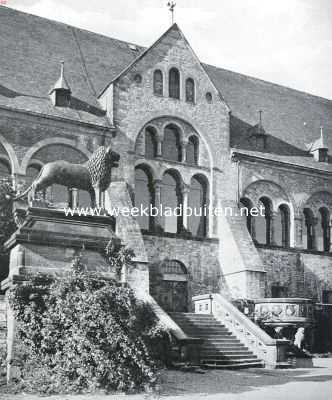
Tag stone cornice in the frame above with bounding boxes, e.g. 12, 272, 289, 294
232, 150, 332, 179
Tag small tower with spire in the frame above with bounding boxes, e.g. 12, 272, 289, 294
49, 61, 71, 107
249, 110, 267, 151
307, 126, 329, 162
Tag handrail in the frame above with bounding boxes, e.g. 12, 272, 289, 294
193, 293, 289, 367
134, 290, 189, 341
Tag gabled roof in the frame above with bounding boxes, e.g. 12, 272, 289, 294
98, 23, 227, 107
0, 6, 331, 157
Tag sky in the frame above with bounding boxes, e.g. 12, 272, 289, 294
6, 0, 332, 99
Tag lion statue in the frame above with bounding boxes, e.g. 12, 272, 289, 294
10, 146, 120, 208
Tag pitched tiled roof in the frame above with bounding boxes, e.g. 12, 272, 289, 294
205, 64, 332, 155
232, 148, 332, 173
0, 6, 332, 161
0, 7, 144, 127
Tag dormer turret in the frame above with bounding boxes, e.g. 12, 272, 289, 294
49, 61, 71, 107
307, 127, 328, 162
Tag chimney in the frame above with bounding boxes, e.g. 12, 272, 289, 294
49, 61, 71, 107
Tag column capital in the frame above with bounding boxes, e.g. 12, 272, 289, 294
153, 178, 162, 188
181, 182, 190, 195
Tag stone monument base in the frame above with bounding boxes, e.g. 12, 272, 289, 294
0, 206, 124, 382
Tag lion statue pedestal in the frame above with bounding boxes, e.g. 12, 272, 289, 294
1, 206, 120, 382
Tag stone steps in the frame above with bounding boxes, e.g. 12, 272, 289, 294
169, 312, 263, 369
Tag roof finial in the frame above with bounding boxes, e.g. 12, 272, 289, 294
258, 110, 263, 133
320, 126, 326, 148
60, 60, 65, 78
167, 1, 176, 25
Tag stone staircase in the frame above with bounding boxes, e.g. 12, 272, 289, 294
170, 312, 264, 369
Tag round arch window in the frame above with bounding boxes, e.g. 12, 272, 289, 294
206, 92, 213, 103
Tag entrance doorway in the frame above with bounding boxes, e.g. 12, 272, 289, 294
152, 260, 188, 312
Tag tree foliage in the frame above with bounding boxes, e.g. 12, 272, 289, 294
8, 264, 169, 394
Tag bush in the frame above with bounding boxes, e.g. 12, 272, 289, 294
8, 265, 169, 394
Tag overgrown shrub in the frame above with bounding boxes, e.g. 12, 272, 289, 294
8, 265, 169, 394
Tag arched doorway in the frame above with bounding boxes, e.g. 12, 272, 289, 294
151, 260, 188, 312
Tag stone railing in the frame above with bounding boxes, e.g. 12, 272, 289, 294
135, 291, 202, 364
193, 293, 289, 368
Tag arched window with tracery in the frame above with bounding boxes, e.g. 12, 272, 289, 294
240, 197, 254, 237
186, 135, 199, 165
185, 78, 195, 103
163, 124, 181, 161
145, 127, 158, 159
188, 175, 208, 237
169, 67, 180, 99
255, 196, 272, 245
303, 208, 316, 250
161, 170, 182, 233
135, 166, 154, 231
153, 70, 163, 96
317, 207, 330, 252
275, 204, 290, 247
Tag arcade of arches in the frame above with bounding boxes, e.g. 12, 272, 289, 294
134, 119, 208, 238
240, 191, 332, 253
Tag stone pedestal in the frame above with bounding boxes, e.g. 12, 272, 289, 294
0, 206, 149, 382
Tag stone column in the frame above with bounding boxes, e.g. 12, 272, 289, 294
269, 211, 278, 246
69, 188, 79, 208
180, 140, 188, 163
181, 183, 190, 231
153, 179, 163, 232
311, 217, 318, 250
294, 216, 303, 248
156, 137, 163, 158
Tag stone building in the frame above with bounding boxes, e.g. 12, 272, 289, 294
1, 6, 332, 323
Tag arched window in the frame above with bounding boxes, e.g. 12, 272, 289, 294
255, 197, 272, 245
275, 204, 290, 247
153, 70, 163, 96
135, 166, 154, 231
26, 164, 41, 179
240, 197, 254, 237
161, 170, 182, 233
163, 124, 181, 161
0, 158, 11, 177
145, 127, 158, 158
188, 175, 208, 237
317, 207, 330, 252
161, 259, 187, 275
186, 135, 199, 165
169, 68, 180, 99
303, 208, 315, 250
185, 78, 195, 103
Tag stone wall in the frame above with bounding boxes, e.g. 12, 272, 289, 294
258, 246, 332, 301
142, 233, 223, 310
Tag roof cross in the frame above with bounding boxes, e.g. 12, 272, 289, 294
167, 1, 176, 25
